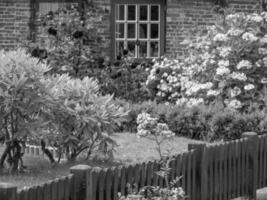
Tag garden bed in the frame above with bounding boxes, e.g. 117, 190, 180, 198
0, 133, 203, 189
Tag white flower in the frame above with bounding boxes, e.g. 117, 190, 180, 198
260, 35, 267, 44
236, 60, 252, 70
263, 57, 267, 66
176, 97, 188, 106
258, 48, 267, 55
230, 87, 241, 97
242, 32, 258, 42
261, 78, 267, 84
216, 66, 230, 76
247, 13, 263, 23
187, 98, 204, 107
218, 60, 230, 68
244, 84, 255, 90
218, 47, 232, 58
207, 90, 220, 96
227, 99, 242, 110
230, 72, 247, 81
213, 33, 228, 42
227, 28, 243, 37
162, 72, 168, 77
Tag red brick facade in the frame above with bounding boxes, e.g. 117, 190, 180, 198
0, 0, 32, 49
0, 0, 262, 57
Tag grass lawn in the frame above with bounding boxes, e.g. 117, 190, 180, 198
0, 132, 203, 189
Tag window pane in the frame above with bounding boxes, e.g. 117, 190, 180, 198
139, 41, 147, 57
116, 23, 124, 38
151, 24, 159, 39
127, 5, 136, 20
127, 23, 136, 38
127, 41, 136, 57
116, 5, 125, 20
139, 5, 148, 21
150, 41, 159, 57
151, 5, 159, 21
116, 41, 125, 59
139, 24, 147, 39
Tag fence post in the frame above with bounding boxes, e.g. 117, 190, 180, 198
70, 164, 91, 200
188, 143, 207, 200
242, 132, 258, 200
0, 183, 17, 200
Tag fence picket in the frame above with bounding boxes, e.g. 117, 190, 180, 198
57, 178, 64, 200
208, 146, 214, 200
264, 136, 267, 187
191, 150, 196, 200
146, 161, 153, 186
222, 143, 227, 200
152, 161, 159, 186
120, 166, 126, 197
259, 137, 264, 188
36, 185, 43, 200
187, 151, 192, 199
106, 169, 113, 200
98, 169, 105, 200
51, 180, 58, 200
113, 168, 119, 200
140, 163, 146, 188
214, 145, 220, 200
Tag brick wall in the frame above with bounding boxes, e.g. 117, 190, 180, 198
0, 0, 263, 58
165, 0, 261, 57
0, 0, 31, 50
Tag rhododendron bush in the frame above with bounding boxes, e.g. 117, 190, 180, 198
147, 12, 267, 111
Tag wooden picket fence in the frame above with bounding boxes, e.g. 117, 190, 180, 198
0, 132, 267, 200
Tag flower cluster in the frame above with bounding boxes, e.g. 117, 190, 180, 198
136, 112, 174, 138
146, 12, 267, 111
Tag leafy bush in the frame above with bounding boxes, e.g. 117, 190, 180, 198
146, 12, 267, 111
120, 101, 267, 141
98, 57, 152, 102
0, 49, 128, 173
42, 74, 128, 161
0, 49, 53, 173
27, 3, 109, 77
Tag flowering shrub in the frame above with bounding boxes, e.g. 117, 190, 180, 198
27, 4, 109, 77
136, 112, 174, 140
147, 12, 267, 111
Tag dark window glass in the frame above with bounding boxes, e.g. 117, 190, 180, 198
116, 23, 124, 38
127, 23, 136, 38
139, 5, 148, 21
150, 41, 159, 57
150, 24, 159, 39
128, 5, 136, 20
139, 24, 147, 39
151, 5, 159, 21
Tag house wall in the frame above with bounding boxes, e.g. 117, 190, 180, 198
0, 0, 32, 50
0, 0, 262, 58
165, 0, 260, 57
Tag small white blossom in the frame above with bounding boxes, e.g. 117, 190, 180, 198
247, 13, 263, 23
216, 66, 230, 76
230, 72, 247, 81
244, 84, 255, 90
236, 60, 252, 70
227, 99, 242, 110
213, 33, 228, 42
230, 87, 241, 97
207, 90, 220, 96
242, 32, 258, 42
261, 78, 267, 84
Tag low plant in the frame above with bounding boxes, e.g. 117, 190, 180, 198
117, 113, 186, 200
